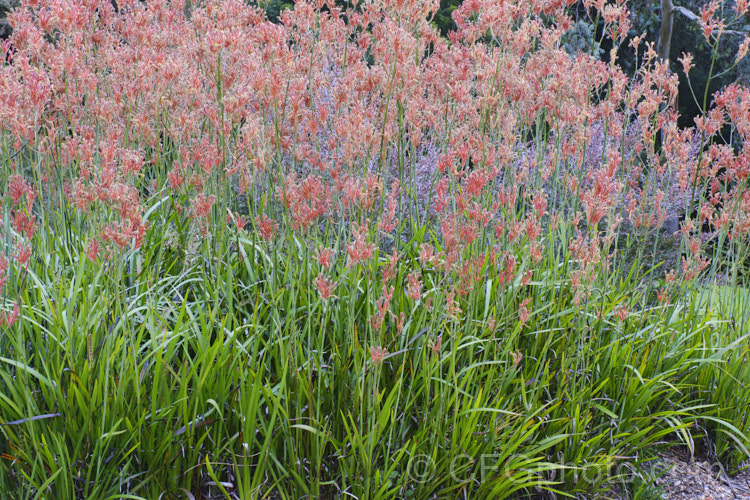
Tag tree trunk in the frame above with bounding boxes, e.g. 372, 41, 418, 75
658, 0, 675, 65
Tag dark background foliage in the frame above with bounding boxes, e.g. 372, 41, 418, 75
625, 0, 749, 126
241, 0, 749, 128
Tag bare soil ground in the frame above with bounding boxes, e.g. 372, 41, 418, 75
652, 449, 750, 500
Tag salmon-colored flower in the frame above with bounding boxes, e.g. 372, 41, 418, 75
614, 305, 629, 322
0, 302, 20, 329
227, 212, 248, 231
510, 349, 523, 369
255, 214, 278, 241
85, 239, 100, 262
679, 52, 694, 76
518, 298, 532, 327
431, 335, 442, 356
192, 193, 216, 220
0, 253, 8, 292
7, 175, 33, 206
14, 242, 31, 269
446, 290, 461, 320
315, 246, 335, 269
167, 168, 185, 189
314, 273, 337, 300
12, 211, 36, 239
369, 346, 388, 365
347, 225, 376, 268
737, 36, 750, 65
406, 271, 422, 300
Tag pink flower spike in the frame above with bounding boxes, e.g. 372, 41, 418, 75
678, 52, 694, 76
615, 305, 629, 322
255, 214, 278, 241
0, 302, 20, 328
370, 346, 388, 365
315, 246, 335, 269
737, 0, 749, 16
347, 233, 376, 268
737, 36, 750, 65
406, 271, 422, 300
228, 212, 248, 231
86, 239, 100, 262
313, 273, 337, 300
12, 211, 36, 239
0, 253, 8, 291
518, 298, 532, 327
192, 194, 216, 220
431, 335, 442, 356
14, 242, 31, 268
7, 175, 32, 206
511, 350, 523, 369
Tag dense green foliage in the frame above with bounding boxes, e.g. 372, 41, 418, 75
2, 177, 750, 498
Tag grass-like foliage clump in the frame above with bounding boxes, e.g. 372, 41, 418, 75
1, 0, 750, 498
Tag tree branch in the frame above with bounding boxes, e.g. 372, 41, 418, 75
659, 0, 675, 63
673, 5, 749, 37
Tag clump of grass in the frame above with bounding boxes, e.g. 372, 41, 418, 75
1, 0, 750, 498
